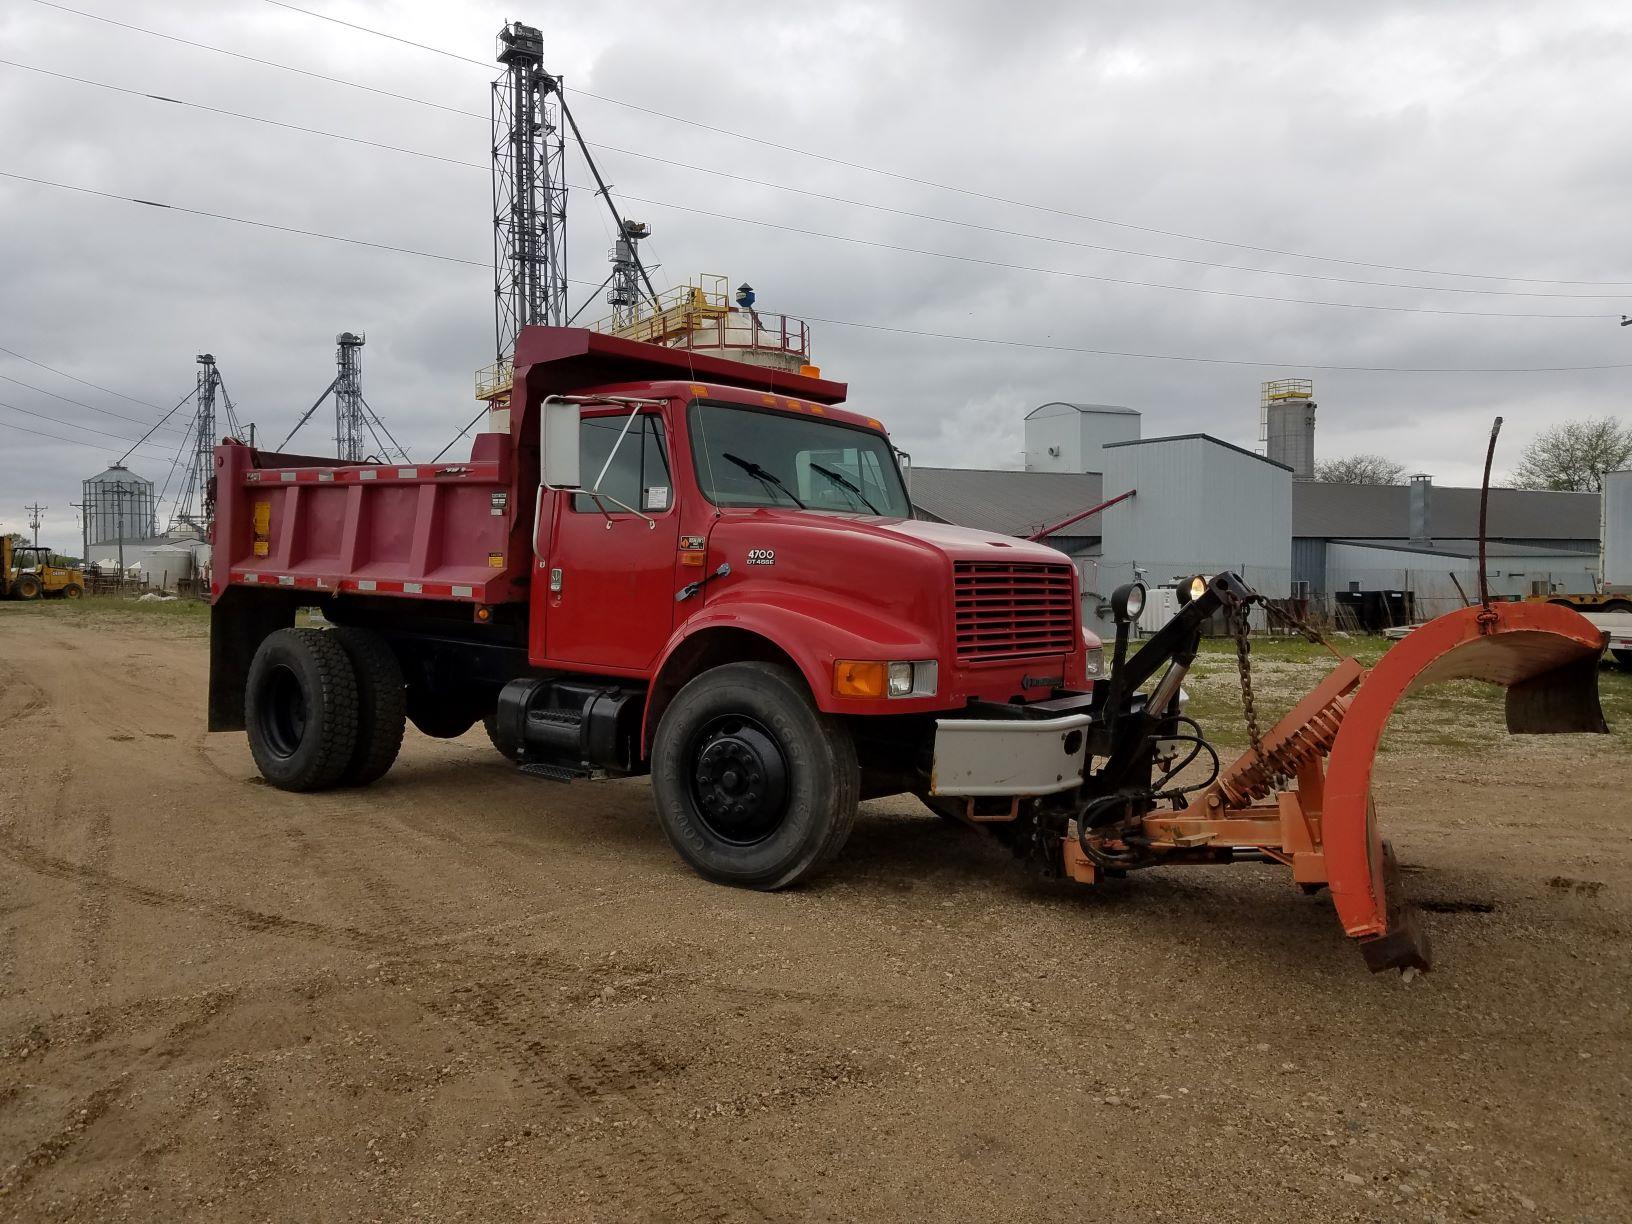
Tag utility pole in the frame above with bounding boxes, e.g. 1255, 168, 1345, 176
24, 503, 45, 549
71, 499, 87, 564
111, 486, 126, 581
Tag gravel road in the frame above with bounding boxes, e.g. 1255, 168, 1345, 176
0, 610, 1627, 1221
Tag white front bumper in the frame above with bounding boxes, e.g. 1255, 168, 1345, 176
930, 714, 1091, 797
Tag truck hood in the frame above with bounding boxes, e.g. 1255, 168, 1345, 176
715, 509, 1074, 566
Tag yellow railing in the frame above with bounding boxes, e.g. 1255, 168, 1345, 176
592, 274, 730, 345
1262, 377, 1314, 405
475, 358, 513, 403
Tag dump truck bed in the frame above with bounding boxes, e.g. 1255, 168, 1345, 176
211, 433, 526, 605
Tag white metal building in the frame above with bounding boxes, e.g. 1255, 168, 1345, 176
1324, 539, 1600, 618
1095, 433, 1293, 599
1023, 402, 1140, 474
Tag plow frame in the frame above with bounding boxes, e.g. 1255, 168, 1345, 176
1101, 599, 1608, 973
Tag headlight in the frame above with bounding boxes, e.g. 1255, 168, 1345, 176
1083, 646, 1106, 678
1111, 581, 1146, 623
1176, 574, 1208, 606
834, 659, 938, 699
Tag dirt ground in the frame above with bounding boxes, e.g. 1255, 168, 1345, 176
0, 606, 1628, 1223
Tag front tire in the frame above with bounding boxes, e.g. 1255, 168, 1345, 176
651, 662, 857, 890
13, 575, 41, 600
244, 628, 359, 792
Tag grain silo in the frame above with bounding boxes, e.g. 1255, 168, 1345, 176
82, 464, 155, 554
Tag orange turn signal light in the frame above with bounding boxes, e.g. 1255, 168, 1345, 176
832, 659, 887, 699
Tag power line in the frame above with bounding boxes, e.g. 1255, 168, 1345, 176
3, 161, 1614, 322
3, 80, 1618, 321
21, 17, 1627, 301
26, 1, 484, 120
263, 0, 489, 69
0, 401, 177, 455
32, 55, 1613, 308
249, 0, 1632, 289
0, 343, 171, 412
608, 192, 1625, 319
0, 169, 488, 268
0, 59, 487, 170
0, 371, 189, 435
4, 168, 1629, 375
0, 398, 143, 443
117, 386, 202, 467
793, 313, 1632, 374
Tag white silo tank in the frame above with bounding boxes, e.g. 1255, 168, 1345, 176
137, 541, 194, 590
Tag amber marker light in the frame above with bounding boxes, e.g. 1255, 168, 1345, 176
832, 660, 888, 699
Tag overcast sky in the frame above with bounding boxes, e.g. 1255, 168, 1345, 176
3, 0, 1630, 552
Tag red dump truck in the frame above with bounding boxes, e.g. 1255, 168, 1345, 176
209, 327, 1610, 972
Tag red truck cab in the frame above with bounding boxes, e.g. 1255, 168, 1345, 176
210, 327, 1100, 889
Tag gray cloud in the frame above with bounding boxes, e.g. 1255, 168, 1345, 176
3, 0, 1629, 551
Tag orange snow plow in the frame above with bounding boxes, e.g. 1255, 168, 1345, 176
1108, 599, 1609, 973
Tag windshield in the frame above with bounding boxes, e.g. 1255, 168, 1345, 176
688, 402, 911, 518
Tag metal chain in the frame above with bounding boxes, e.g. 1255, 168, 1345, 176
1233, 603, 1269, 778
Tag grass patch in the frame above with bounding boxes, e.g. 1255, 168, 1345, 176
0, 594, 211, 634
1182, 633, 1632, 755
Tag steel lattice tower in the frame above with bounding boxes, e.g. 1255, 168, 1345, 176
491, 22, 567, 365
172, 352, 220, 531
169, 353, 243, 533
607, 220, 650, 331
334, 332, 366, 463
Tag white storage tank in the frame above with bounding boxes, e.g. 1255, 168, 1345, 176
136, 542, 194, 590
1605, 468, 1632, 592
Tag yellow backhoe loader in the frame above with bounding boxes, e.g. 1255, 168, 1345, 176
1, 537, 84, 600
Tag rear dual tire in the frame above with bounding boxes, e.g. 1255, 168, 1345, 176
244, 627, 406, 792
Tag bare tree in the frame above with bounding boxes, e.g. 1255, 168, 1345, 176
1314, 454, 1407, 484
1510, 417, 1632, 492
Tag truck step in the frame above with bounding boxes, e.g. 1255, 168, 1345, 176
527, 708, 584, 728
518, 761, 601, 783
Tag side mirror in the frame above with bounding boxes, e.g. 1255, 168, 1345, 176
540, 397, 581, 490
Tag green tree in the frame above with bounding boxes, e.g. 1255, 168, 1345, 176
1315, 454, 1407, 484
1510, 417, 1632, 492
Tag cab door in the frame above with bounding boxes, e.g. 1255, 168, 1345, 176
543, 409, 681, 671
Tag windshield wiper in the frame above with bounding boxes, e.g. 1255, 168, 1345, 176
722, 452, 805, 508
809, 463, 879, 514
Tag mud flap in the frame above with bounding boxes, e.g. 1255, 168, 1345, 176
1324, 602, 1608, 970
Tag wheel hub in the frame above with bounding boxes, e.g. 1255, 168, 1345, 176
258, 664, 309, 760
690, 717, 789, 844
